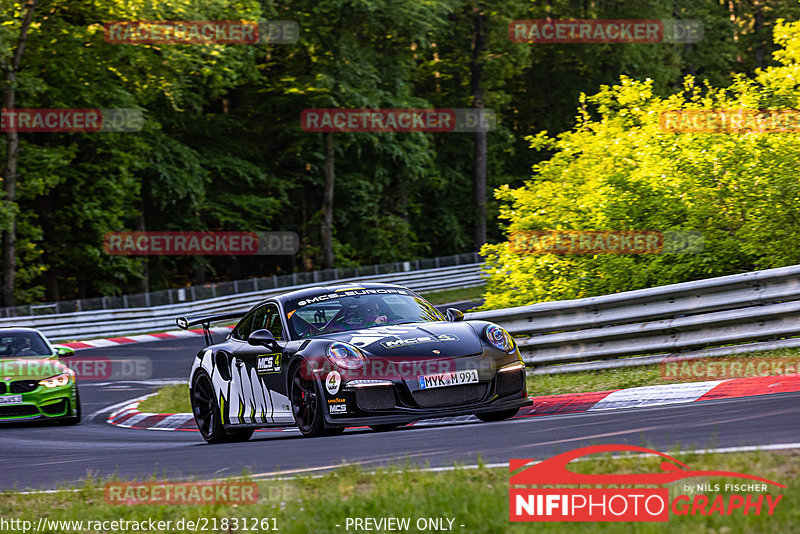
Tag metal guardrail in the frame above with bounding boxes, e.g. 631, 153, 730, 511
6, 257, 800, 374
0, 263, 485, 341
465, 264, 800, 374
0, 252, 482, 318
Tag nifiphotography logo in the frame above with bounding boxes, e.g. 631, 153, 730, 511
509, 445, 784, 522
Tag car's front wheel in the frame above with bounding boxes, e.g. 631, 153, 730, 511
289, 361, 326, 437
60, 388, 81, 425
475, 408, 519, 422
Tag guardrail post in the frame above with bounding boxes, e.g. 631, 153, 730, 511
190, 286, 196, 301
273, 275, 278, 288
102, 296, 107, 309
145, 292, 150, 307
292, 273, 297, 285
123, 295, 128, 307
253, 278, 258, 291
435, 257, 440, 268
233, 280, 239, 293
455, 255, 460, 266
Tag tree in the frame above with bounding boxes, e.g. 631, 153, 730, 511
1, 0, 36, 307
481, 20, 800, 310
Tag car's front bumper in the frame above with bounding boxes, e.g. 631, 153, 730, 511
0, 384, 78, 422
322, 395, 531, 427
322, 363, 530, 428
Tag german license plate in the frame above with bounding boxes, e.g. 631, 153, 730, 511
0, 395, 23, 405
418, 369, 479, 390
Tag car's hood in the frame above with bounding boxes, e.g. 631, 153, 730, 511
320, 322, 483, 357
0, 356, 68, 380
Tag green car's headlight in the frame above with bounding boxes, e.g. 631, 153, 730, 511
39, 373, 72, 388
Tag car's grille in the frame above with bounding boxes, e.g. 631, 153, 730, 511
41, 399, 68, 416
0, 383, 6, 394
10, 380, 39, 393
413, 383, 487, 408
496, 369, 524, 397
0, 405, 39, 417
356, 387, 396, 411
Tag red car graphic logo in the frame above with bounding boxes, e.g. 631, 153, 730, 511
510, 444, 785, 487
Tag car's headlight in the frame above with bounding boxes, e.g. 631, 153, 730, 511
39, 373, 72, 388
484, 324, 515, 353
326, 342, 366, 370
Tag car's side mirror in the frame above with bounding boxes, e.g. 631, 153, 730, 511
446, 308, 464, 322
248, 329, 279, 349
54, 345, 75, 357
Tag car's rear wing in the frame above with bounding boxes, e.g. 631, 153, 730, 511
176, 311, 244, 345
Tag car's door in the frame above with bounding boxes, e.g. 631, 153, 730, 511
232, 302, 293, 424
228, 305, 273, 424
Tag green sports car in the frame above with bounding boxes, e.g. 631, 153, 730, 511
0, 328, 80, 424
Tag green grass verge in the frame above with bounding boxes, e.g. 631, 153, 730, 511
2, 450, 796, 533
137, 384, 191, 414
420, 285, 485, 305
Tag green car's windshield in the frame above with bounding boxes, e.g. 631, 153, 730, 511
286, 289, 445, 339
0, 333, 53, 358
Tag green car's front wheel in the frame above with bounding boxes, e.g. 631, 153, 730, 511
60, 387, 81, 425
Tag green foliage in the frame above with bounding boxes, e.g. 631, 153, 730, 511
2, 0, 797, 304
482, 20, 800, 310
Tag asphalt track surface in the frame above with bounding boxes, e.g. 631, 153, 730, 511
1, 337, 799, 491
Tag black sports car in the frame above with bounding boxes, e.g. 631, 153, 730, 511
178, 282, 530, 443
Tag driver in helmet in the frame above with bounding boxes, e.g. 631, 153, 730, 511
360, 299, 388, 327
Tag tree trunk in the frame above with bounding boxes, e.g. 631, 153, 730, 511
135, 210, 149, 293
471, 3, 487, 250
321, 131, 335, 269
753, 0, 765, 68
1, 0, 37, 307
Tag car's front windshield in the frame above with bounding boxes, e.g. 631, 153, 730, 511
286, 289, 445, 339
0, 332, 53, 358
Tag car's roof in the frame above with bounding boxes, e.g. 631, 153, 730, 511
0, 327, 45, 335
265, 282, 414, 306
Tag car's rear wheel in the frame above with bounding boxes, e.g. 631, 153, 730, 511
475, 408, 519, 422
289, 361, 326, 437
191, 371, 233, 444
